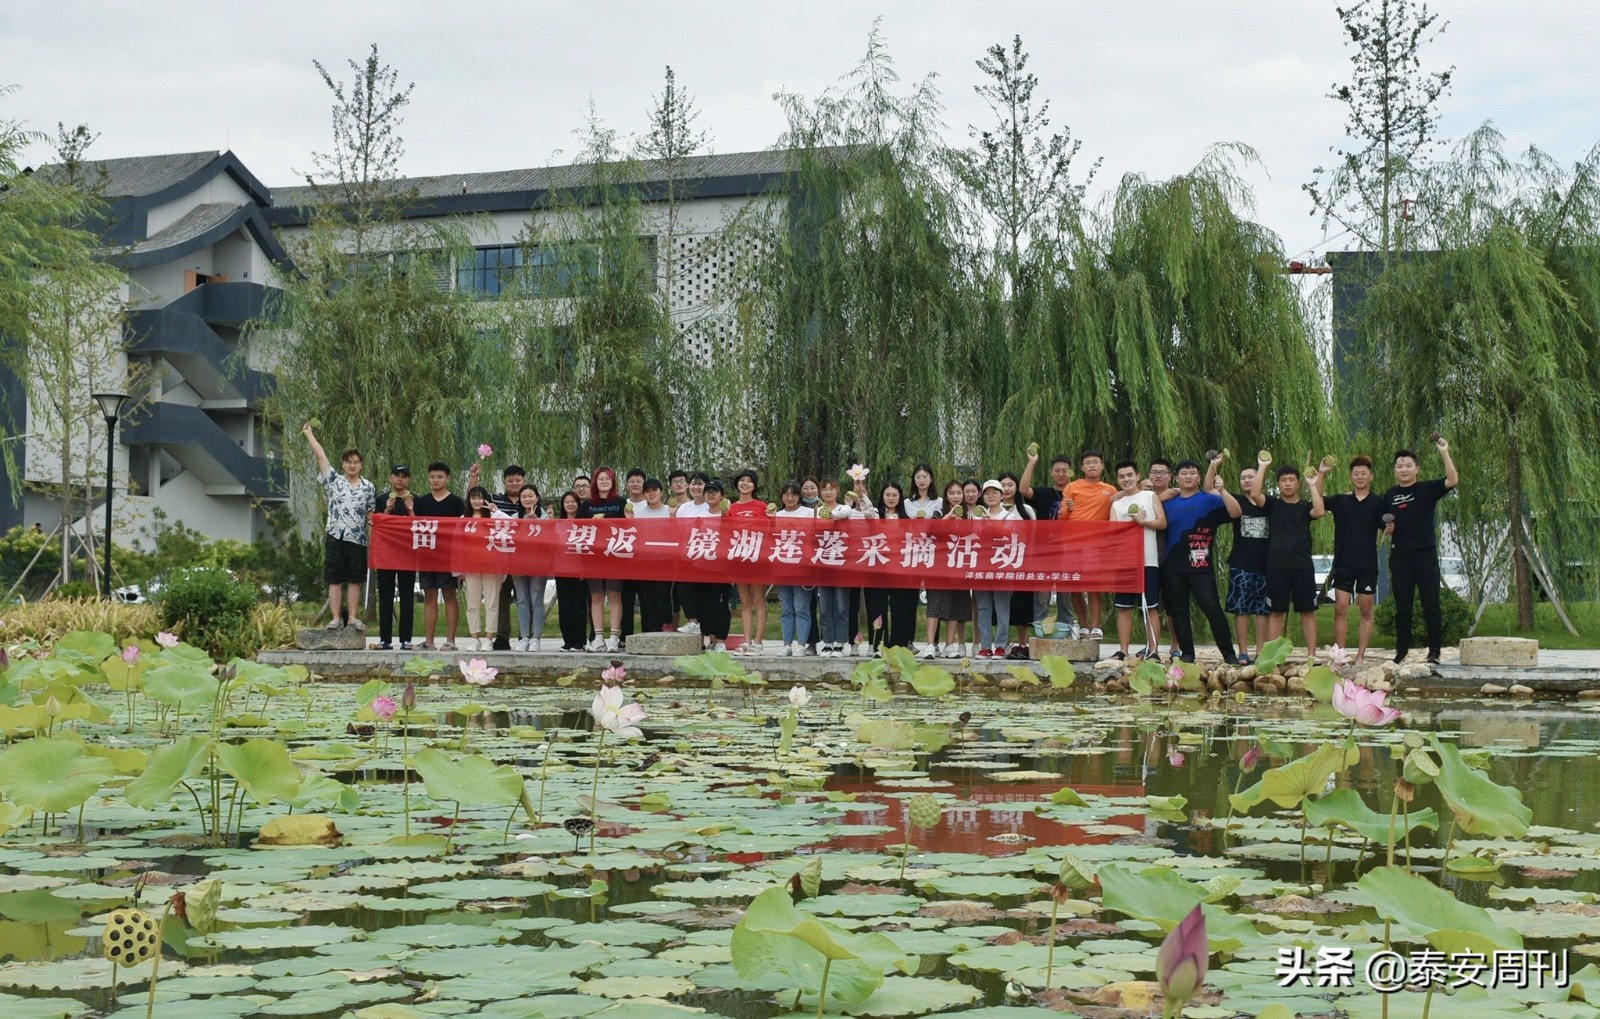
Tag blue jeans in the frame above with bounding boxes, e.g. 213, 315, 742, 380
512, 575, 549, 641
1034, 589, 1076, 629
777, 585, 812, 644
818, 586, 849, 645
976, 589, 1011, 651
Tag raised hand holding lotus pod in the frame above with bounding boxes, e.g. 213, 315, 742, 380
1257, 449, 1272, 464
1203, 449, 1219, 463
1026, 441, 1040, 458
1320, 454, 1337, 472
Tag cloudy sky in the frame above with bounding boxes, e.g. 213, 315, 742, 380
3, 1, 1595, 260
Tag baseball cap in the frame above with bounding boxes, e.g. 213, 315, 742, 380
982, 479, 1003, 492
390, 465, 411, 475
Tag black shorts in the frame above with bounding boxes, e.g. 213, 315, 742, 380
1267, 567, 1318, 614
1331, 566, 1378, 596
323, 537, 369, 585
1113, 567, 1162, 610
418, 571, 459, 591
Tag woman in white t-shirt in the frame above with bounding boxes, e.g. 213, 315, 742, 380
1109, 459, 1168, 661
905, 464, 943, 520
673, 472, 712, 643
772, 481, 816, 656
973, 480, 1021, 657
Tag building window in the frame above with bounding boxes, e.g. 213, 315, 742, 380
457, 246, 523, 297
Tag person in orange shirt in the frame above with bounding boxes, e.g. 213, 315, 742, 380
1062, 449, 1119, 641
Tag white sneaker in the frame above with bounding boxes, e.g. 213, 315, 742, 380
511, 638, 527, 652
679, 621, 701, 635
781, 642, 793, 657
605, 636, 620, 653
528, 638, 540, 652
1089, 627, 1104, 640
801, 644, 817, 657
942, 644, 960, 659
709, 641, 727, 652
919, 643, 936, 660
584, 637, 605, 653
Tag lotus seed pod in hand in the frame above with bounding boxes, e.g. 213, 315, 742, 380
1257, 449, 1272, 463
1027, 441, 1040, 458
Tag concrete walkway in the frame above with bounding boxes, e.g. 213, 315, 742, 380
256, 640, 1600, 693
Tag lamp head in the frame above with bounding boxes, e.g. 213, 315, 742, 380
92, 392, 129, 422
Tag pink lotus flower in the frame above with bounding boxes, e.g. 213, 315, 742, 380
121, 645, 140, 665
459, 657, 498, 686
476, 443, 493, 459
1166, 664, 1183, 691
601, 663, 627, 683
1157, 903, 1209, 1008
155, 631, 179, 649
1332, 678, 1401, 726
1240, 743, 1261, 774
1168, 747, 1185, 768
846, 463, 870, 483
591, 684, 647, 739
371, 695, 397, 721
1327, 644, 1351, 667
401, 680, 417, 713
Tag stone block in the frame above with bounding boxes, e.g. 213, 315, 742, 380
1030, 637, 1101, 662
296, 626, 366, 651
625, 632, 704, 657
1458, 637, 1538, 668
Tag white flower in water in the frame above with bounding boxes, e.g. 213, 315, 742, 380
788, 685, 811, 709
155, 631, 179, 649
590, 684, 647, 738
459, 657, 498, 686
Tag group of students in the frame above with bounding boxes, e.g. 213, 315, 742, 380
304, 422, 1460, 666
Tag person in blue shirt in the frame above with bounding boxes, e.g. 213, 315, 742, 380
1160, 455, 1244, 664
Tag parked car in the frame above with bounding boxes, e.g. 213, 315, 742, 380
1311, 555, 1336, 604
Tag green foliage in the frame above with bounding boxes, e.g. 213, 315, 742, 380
52, 581, 97, 600
730, 885, 914, 1007
1429, 735, 1532, 836
1304, 787, 1438, 843
1357, 865, 1519, 955
160, 567, 259, 661
1373, 582, 1470, 646
1230, 743, 1357, 813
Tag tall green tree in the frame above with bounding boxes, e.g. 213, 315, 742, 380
995, 147, 1337, 470
258, 46, 485, 480
1306, 0, 1454, 261
725, 24, 975, 483
1354, 126, 1600, 629
489, 112, 690, 479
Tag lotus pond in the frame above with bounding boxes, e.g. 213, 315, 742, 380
1, 632, 1598, 1019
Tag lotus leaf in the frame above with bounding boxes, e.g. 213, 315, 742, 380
1230, 743, 1356, 812
213, 738, 303, 808
142, 666, 219, 711
1304, 788, 1439, 843
124, 736, 210, 809
1358, 865, 1520, 954
0, 738, 113, 813
411, 748, 524, 808
1431, 736, 1533, 837
731, 886, 914, 1007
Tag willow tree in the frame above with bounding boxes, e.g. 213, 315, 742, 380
724, 25, 975, 483
993, 147, 1337, 469
487, 115, 695, 480
1353, 126, 1600, 628
259, 45, 486, 476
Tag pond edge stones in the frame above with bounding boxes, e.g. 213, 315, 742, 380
1458, 636, 1538, 668
296, 626, 366, 651
624, 632, 704, 656
1029, 637, 1101, 662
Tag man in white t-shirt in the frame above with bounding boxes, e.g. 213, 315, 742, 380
1109, 460, 1167, 661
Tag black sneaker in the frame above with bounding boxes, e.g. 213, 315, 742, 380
1425, 651, 1442, 665
1393, 651, 1409, 665
1224, 655, 1243, 666
376, 642, 393, 651
1111, 651, 1127, 661
399, 642, 412, 651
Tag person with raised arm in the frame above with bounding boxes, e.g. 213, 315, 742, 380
1159, 456, 1245, 665
1246, 450, 1329, 663
303, 422, 376, 634
1380, 435, 1459, 665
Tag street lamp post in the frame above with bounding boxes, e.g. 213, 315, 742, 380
91, 392, 128, 599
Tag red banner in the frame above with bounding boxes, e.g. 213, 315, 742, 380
368, 515, 1143, 591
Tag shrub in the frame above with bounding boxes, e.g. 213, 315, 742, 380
1374, 583, 1472, 648
161, 567, 259, 660
53, 580, 99, 600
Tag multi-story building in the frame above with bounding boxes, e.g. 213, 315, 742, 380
0, 147, 792, 543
